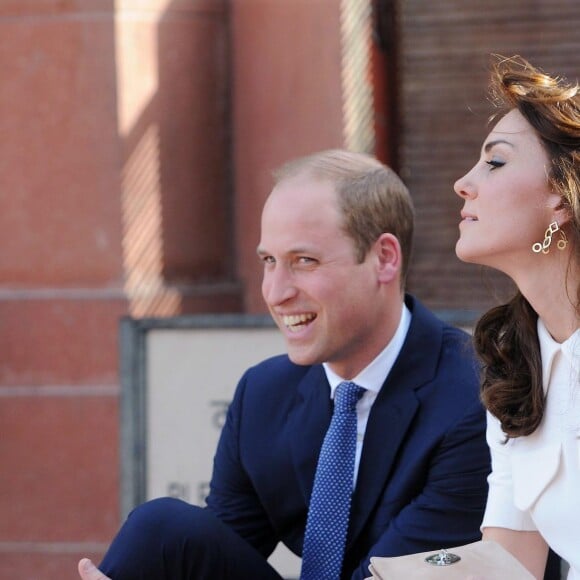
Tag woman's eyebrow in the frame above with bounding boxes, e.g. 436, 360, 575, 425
484, 139, 515, 153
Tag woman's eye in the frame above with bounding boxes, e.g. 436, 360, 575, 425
485, 159, 505, 170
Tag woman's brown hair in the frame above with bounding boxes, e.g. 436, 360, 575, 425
474, 55, 580, 437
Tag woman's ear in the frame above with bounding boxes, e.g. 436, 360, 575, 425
374, 233, 402, 284
554, 206, 573, 228
548, 193, 572, 226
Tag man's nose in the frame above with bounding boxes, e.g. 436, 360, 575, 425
262, 266, 297, 306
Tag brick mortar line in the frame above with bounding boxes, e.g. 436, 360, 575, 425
0, 541, 109, 553
0, 385, 119, 397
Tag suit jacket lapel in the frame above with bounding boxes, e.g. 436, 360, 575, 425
348, 296, 443, 544
348, 366, 420, 543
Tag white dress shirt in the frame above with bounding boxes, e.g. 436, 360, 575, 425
482, 318, 580, 578
322, 303, 412, 487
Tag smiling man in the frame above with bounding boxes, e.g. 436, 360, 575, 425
258, 170, 403, 378
79, 150, 489, 580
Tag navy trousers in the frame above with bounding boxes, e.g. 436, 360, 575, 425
99, 498, 285, 580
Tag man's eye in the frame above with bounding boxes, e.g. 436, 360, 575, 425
485, 159, 505, 170
298, 257, 316, 264
261, 256, 275, 265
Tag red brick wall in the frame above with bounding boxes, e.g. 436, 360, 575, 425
0, 1, 240, 577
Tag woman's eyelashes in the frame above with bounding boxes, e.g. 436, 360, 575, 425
485, 159, 506, 170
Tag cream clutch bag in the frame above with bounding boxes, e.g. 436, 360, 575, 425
365, 541, 534, 579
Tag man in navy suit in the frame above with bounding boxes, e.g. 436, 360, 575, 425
79, 150, 489, 580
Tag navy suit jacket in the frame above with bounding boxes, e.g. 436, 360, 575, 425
206, 295, 490, 579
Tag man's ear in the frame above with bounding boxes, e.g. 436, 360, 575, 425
374, 233, 401, 284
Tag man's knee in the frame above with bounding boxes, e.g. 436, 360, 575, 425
101, 498, 218, 577
102, 498, 279, 579
125, 497, 211, 545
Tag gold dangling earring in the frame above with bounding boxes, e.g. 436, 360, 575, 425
532, 221, 559, 254
557, 228, 568, 250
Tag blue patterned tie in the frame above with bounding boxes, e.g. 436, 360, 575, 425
300, 381, 365, 580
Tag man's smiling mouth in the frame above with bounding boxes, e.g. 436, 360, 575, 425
282, 313, 316, 331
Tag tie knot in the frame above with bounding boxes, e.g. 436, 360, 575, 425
334, 381, 365, 414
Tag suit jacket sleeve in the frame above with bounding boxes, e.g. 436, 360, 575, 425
205, 369, 279, 558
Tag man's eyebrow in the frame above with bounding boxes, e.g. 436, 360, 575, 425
256, 246, 314, 256
484, 139, 515, 153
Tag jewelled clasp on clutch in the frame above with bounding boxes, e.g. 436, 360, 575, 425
425, 548, 461, 566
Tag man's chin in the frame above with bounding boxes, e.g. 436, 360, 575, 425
286, 348, 320, 367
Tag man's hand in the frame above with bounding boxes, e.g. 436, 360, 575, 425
78, 559, 112, 580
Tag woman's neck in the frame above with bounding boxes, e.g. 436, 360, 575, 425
515, 258, 579, 343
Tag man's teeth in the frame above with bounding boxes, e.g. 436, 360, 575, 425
283, 313, 315, 327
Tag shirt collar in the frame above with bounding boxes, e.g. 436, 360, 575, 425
323, 303, 412, 398
562, 329, 580, 377
537, 318, 580, 393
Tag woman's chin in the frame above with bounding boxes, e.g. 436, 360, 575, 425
455, 242, 476, 264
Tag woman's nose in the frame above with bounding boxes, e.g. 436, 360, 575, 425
453, 169, 477, 199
